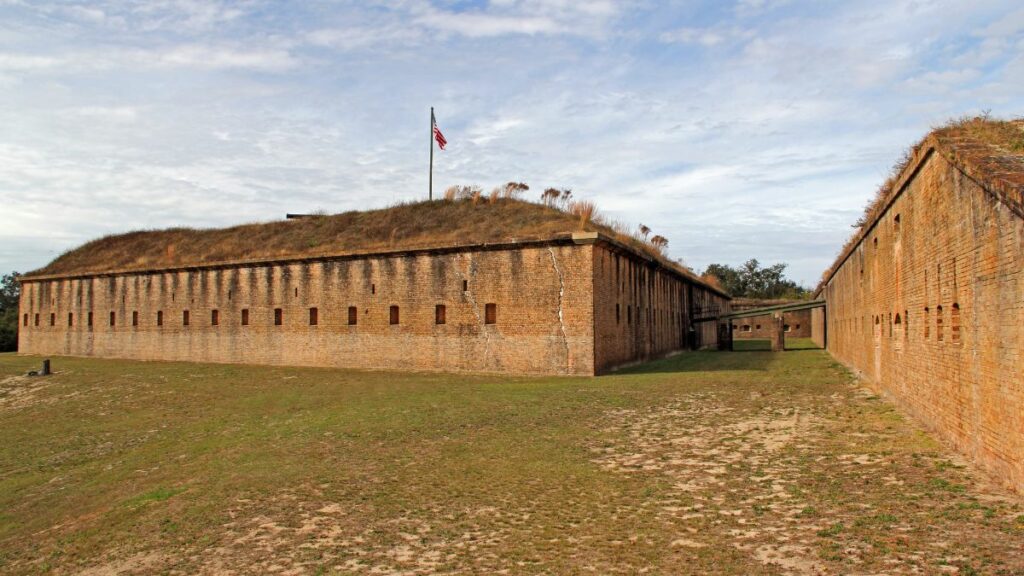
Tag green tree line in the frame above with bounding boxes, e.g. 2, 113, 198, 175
1, 272, 20, 352
702, 259, 809, 300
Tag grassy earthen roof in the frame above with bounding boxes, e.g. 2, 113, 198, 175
28, 198, 725, 295
816, 116, 1024, 293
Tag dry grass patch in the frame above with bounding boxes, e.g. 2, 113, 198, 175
28, 197, 700, 288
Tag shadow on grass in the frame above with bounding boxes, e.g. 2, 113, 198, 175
611, 349, 774, 374
784, 337, 823, 351
730, 338, 823, 352
733, 339, 771, 352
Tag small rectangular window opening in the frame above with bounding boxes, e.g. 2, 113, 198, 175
50, 313, 55, 326
132, 311, 139, 326
157, 310, 163, 326
88, 312, 93, 327
274, 308, 283, 326
371, 283, 376, 295
34, 313, 40, 326
462, 280, 468, 291
435, 304, 446, 325
211, 309, 219, 326
241, 309, 249, 326
23, 313, 28, 327
951, 303, 961, 344
68, 313, 73, 327
109, 311, 116, 326
936, 305, 944, 341
183, 310, 190, 326
615, 303, 620, 325
485, 303, 497, 325
309, 307, 318, 325
389, 305, 399, 325
347, 306, 357, 325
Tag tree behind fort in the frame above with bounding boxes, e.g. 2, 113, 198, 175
0, 272, 20, 352
703, 260, 809, 300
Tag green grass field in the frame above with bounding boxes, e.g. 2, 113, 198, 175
732, 337, 821, 352
1, 350, 1021, 575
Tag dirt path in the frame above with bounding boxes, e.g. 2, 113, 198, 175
592, 384, 1024, 574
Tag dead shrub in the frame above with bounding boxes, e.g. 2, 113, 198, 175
503, 182, 529, 199
444, 185, 483, 202
568, 200, 596, 229
701, 273, 723, 290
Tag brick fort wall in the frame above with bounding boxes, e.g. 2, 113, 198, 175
18, 242, 597, 376
819, 146, 1023, 492
729, 309, 812, 339
19, 236, 729, 376
592, 244, 729, 373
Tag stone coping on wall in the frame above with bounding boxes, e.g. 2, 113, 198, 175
729, 297, 807, 311
20, 231, 731, 299
815, 131, 1024, 298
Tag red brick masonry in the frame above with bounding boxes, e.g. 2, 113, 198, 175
18, 233, 729, 376
728, 299, 812, 340
817, 132, 1024, 493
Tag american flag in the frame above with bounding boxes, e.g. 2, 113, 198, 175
432, 111, 447, 150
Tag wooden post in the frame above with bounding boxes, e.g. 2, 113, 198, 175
770, 313, 785, 352
718, 321, 733, 351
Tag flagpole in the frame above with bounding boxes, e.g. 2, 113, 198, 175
429, 107, 434, 201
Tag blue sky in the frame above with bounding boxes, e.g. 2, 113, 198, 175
1, 0, 1022, 286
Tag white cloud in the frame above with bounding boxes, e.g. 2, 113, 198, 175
0, 53, 63, 71
659, 26, 753, 47
306, 25, 423, 51
408, 0, 622, 38
125, 0, 247, 32
152, 44, 300, 71
466, 116, 527, 146
414, 10, 563, 37
0, 0, 1022, 285
72, 106, 138, 121
63, 5, 108, 24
